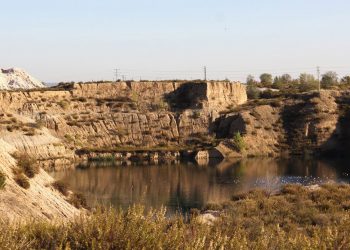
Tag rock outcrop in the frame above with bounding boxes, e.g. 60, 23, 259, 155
0, 81, 246, 166
213, 90, 344, 157
0, 140, 79, 221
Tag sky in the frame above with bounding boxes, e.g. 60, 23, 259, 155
1, 0, 350, 83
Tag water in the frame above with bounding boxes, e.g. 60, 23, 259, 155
51, 157, 350, 213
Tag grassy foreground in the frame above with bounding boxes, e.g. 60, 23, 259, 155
1, 184, 350, 249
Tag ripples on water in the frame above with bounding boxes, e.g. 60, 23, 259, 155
51, 157, 350, 213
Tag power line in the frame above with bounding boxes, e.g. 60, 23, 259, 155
317, 66, 321, 92
114, 68, 119, 82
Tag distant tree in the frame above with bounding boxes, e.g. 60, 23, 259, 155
246, 75, 257, 85
281, 74, 292, 83
272, 74, 293, 89
341, 75, 350, 84
299, 73, 316, 84
246, 75, 259, 99
273, 76, 282, 89
299, 73, 318, 92
321, 71, 338, 88
259, 73, 273, 87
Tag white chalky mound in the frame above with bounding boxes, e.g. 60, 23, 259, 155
0, 68, 45, 90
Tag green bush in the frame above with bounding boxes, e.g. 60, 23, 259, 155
233, 132, 245, 152
0, 171, 6, 190
246, 84, 260, 99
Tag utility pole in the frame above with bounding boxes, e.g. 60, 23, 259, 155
204, 66, 207, 81
114, 68, 119, 82
317, 66, 321, 92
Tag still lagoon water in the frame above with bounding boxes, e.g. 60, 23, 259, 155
51, 158, 350, 213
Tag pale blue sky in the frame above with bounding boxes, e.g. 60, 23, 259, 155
1, 0, 350, 82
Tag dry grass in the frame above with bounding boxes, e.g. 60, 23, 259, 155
0, 171, 6, 190
15, 154, 39, 178
52, 180, 69, 196
69, 193, 88, 209
0, 184, 350, 249
13, 171, 30, 189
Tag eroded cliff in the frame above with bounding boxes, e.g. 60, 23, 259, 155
0, 80, 246, 167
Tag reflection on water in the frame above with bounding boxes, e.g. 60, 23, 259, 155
51, 158, 350, 213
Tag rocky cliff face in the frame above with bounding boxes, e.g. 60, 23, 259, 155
0, 80, 246, 219
0, 80, 246, 167
2, 81, 349, 165
212, 90, 344, 158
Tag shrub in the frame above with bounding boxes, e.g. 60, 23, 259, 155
14, 172, 30, 189
57, 100, 69, 109
52, 180, 69, 196
24, 128, 36, 136
34, 120, 45, 129
232, 132, 245, 152
64, 134, 75, 142
16, 154, 39, 178
191, 111, 200, 119
77, 97, 87, 102
247, 84, 260, 99
69, 193, 88, 209
0, 171, 6, 190
1, 186, 350, 249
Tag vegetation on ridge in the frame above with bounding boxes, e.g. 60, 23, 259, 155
246, 71, 350, 100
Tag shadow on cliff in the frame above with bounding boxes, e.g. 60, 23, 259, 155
320, 94, 350, 157
164, 81, 207, 111
281, 92, 350, 157
280, 93, 319, 155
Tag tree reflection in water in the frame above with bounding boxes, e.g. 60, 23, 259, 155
51, 157, 349, 213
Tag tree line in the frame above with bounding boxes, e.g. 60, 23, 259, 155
246, 71, 350, 99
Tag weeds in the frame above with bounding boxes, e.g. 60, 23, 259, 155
52, 180, 69, 196
0, 171, 6, 190
13, 170, 30, 189
16, 154, 39, 178
233, 132, 245, 152
0, 185, 350, 248
1, 185, 350, 250
69, 193, 88, 209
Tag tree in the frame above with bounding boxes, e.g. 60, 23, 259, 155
341, 76, 350, 85
272, 74, 292, 89
273, 76, 282, 89
260, 73, 273, 87
299, 73, 316, 85
299, 73, 318, 92
321, 71, 338, 88
246, 75, 259, 99
246, 75, 256, 85
281, 74, 292, 83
